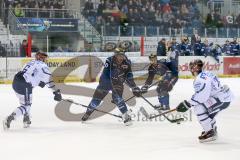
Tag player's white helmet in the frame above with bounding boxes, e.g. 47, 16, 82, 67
35, 51, 48, 62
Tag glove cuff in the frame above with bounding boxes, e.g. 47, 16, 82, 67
183, 100, 191, 109
53, 89, 60, 94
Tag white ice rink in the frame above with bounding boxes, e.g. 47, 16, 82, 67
0, 78, 240, 160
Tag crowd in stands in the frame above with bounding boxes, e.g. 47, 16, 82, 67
3, 0, 68, 18
205, 11, 240, 28
83, 0, 202, 33
82, 0, 240, 34
157, 36, 240, 62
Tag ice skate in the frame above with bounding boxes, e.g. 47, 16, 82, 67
3, 113, 15, 130
81, 110, 94, 122
122, 111, 133, 126
23, 114, 31, 128
198, 129, 217, 143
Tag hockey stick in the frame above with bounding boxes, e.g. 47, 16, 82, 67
62, 99, 122, 119
140, 107, 179, 120
124, 79, 162, 103
139, 95, 184, 123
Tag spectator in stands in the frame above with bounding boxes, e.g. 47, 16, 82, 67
140, 7, 149, 25
0, 41, 7, 57
236, 13, 240, 26
97, 0, 105, 15
205, 11, 215, 27
222, 40, 232, 56
63, 44, 72, 52
157, 38, 167, 56
162, 10, 174, 32
84, 0, 94, 13
42, 0, 49, 8
14, 3, 24, 17
95, 16, 104, 32
28, 0, 36, 8
154, 10, 163, 26
20, 39, 27, 57
49, 5, 55, 18
54, 46, 63, 52
162, 3, 171, 13
212, 10, 224, 27
121, 4, 128, 15
127, 8, 136, 24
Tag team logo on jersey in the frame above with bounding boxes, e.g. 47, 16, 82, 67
121, 64, 128, 69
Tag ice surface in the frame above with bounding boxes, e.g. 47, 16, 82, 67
0, 78, 240, 160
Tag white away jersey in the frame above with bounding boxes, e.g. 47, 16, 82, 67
22, 60, 53, 88
189, 71, 233, 107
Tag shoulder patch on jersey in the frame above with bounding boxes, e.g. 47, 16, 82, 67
42, 68, 51, 75
194, 82, 206, 93
104, 62, 109, 68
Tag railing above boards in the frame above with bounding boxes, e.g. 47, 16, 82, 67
9, 8, 81, 19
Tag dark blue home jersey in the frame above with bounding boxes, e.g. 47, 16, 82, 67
145, 58, 179, 86
100, 56, 136, 88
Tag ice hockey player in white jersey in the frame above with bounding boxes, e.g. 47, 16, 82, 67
176, 59, 233, 143
3, 52, 62, 130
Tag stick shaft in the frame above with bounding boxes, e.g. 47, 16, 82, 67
62, 99, 122, 118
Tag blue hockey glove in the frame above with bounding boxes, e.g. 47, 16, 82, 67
38, 81, 46, 88
53, 89, 62, 101
176, 100, 191, 112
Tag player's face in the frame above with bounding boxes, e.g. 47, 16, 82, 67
36, 55, 48, 63
115, 54, 125, 64
149, 57, 157, 65
42, 56, 48, 63
189, 63, 199, 77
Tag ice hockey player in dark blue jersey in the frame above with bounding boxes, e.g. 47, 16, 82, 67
81, 48, 141, 126
222, 40, 232, 55
141, 52, 178, 110
193, 38, 205, 56
179, 37, 192, 56
230, 37, 240, 55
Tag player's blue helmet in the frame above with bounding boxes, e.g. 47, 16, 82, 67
114, 47, 125, 55
149, 53, 157, 59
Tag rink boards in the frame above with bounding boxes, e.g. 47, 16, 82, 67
0, 55, 240, 84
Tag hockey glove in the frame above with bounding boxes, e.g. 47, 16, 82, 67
176, 100, 191, 112
141, 85, 149, 94
53, 89, 62, 101
38, 81, 46, 88
132, 87, 141, 97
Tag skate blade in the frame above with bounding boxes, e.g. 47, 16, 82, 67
23, 123, 30, 128
199, 136, 217, 143
124, 121, 133, 126
2, 120, 8, 131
